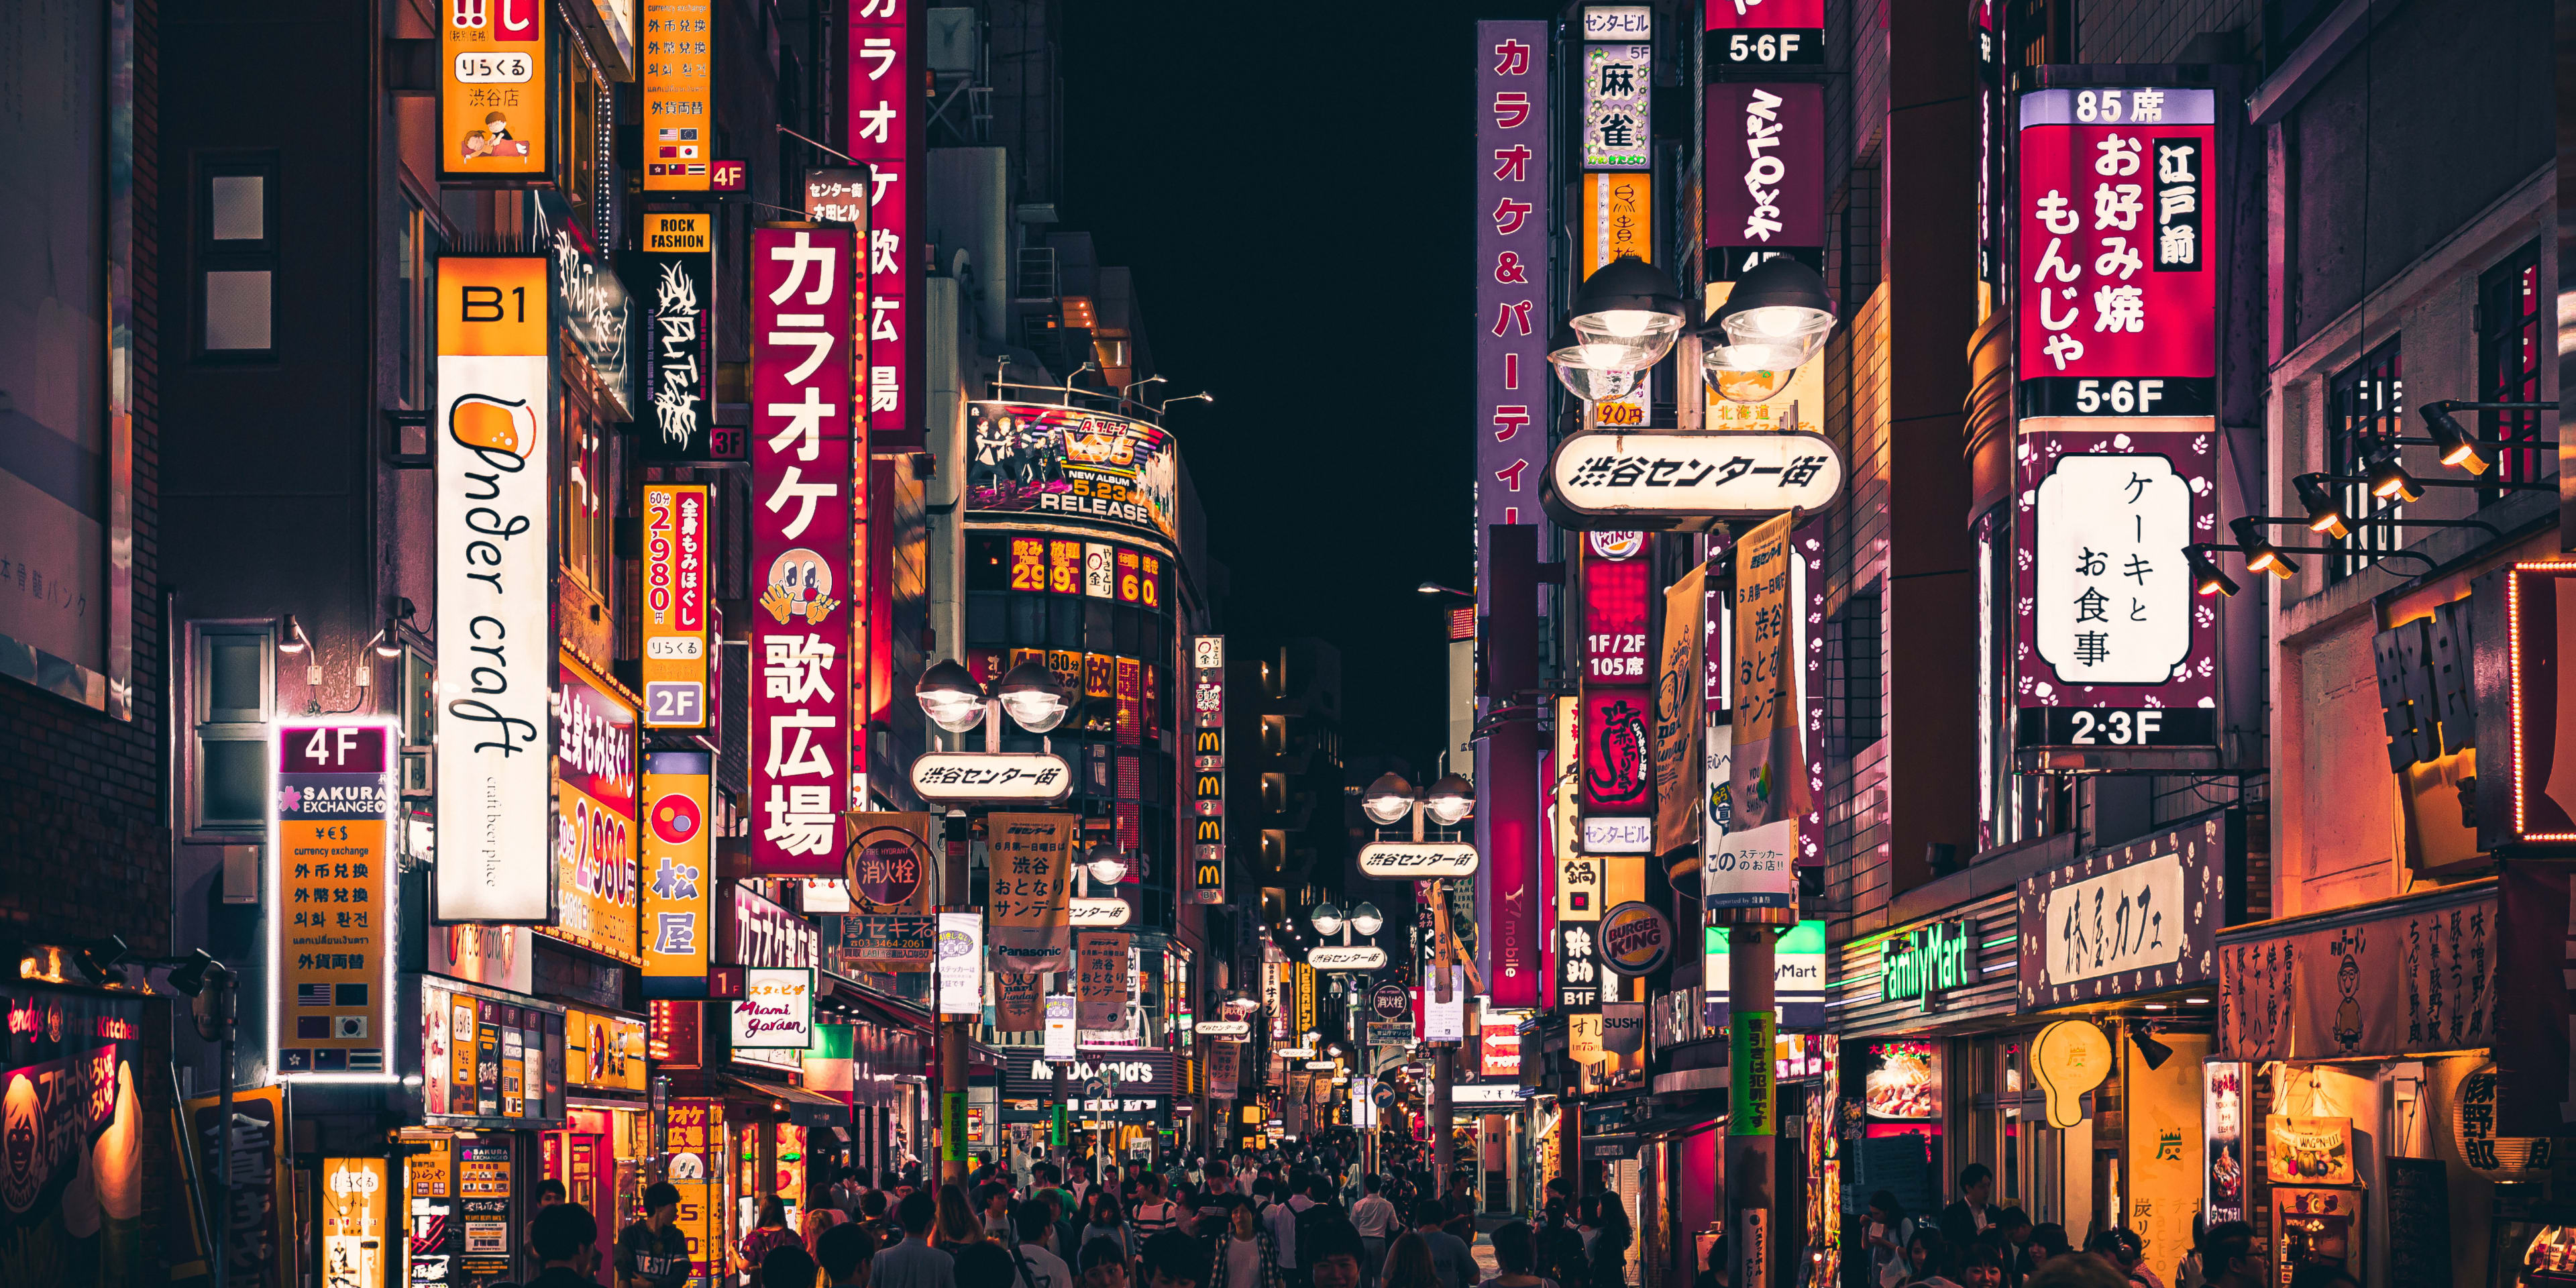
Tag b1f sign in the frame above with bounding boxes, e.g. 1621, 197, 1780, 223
435, 258, 553, 924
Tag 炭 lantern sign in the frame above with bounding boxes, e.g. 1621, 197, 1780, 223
748, 225, 855, 874
2012, 87, 2220, 769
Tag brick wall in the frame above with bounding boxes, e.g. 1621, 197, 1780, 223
0, 0, 173, 1271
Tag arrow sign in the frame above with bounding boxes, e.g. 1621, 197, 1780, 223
1544, 429, 1846, 527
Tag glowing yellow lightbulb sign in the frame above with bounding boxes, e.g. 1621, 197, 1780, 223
2031, 1019, 2113, 1128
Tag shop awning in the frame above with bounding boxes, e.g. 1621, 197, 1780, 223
821, 973, 934, 1033
723, 1075, 854, 1129
2212, 877, 2493, 1065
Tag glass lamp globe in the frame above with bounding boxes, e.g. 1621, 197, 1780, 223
1548, 339, 1643, 402
1702, 344, 1800, 405
995, 659, 1070, 733
915, 659, 987, 733
1309, 902, 1344, 936
1360, 771, 1417, 826
1346, 902, 1384, 936
1085, 849, 1132, 884
1423, 773, 1476, 826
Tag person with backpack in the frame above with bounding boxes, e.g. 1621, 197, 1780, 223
1130, 1173, 1186, 1239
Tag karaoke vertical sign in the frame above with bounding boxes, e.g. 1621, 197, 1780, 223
847, 0, 922, 451
1475, 21, 1548, 583
749, 225, 856, 875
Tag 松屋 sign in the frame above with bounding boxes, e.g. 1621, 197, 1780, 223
435, 258, 553, 924
1880, 920, 1974, 1011
1356, 843, 1481, 877
729, 968, 814, 1049
1548, 430, 1844, 525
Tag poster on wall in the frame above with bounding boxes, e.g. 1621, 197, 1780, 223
2123, 1032, 2208, 1287
2204, 1061, 2249, 1224
3, 987, 148, 1287
272, 718, 399, 1076
435, 257, 553, 922
987, 813, 1076, 971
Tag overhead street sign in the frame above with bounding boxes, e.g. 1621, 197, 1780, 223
1356, 842, 1481, 877
909, 752, 1074, 804
1544, 430, 1846, 527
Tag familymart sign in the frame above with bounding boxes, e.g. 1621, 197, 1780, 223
1880, 920, 1973, 1012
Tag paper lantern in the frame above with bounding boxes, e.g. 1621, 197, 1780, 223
2455, 1063, 2555, 1182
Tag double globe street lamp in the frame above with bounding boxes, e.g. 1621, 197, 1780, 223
1548, 252, 1837, 407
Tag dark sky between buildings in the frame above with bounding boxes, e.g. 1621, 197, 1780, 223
1059, 0, 1558, 765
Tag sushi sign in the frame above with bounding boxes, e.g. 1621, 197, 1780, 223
1880, 919, 1972, 1011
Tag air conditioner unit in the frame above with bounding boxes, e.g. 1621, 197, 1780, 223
926, 8, 977, 74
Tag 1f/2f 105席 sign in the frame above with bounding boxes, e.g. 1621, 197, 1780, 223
1546, 431, 1844, 527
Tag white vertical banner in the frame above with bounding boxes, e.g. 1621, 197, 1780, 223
1423, 965, 1468, 1042
1042, 993, 1075, 1060
937, 912, 983, 1015
434, 258, 554, 923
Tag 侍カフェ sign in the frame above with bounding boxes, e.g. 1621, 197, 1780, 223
1880, 920, 1973, 1011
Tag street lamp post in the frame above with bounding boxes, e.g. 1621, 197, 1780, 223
1359, 771, 1479, 1185
913, 658, 1072, 1183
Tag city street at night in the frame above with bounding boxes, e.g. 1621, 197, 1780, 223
2, 3, 2571, 1288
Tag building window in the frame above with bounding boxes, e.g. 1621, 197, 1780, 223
198, 156, 278, 357
192, 623, 274, 832
2326, 337, 2403, 583
395, 201, 434, 409
1829, 580, 1882, 757
2477, 241, 2548, 504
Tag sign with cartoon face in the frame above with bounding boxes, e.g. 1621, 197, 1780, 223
440, 0, 550, 180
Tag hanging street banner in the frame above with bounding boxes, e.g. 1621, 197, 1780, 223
749, 225, 855, 875
1716, 513, 1805, 915
2012, 86, 2220, 771
272, 719, 398, 1077
1654, 564, 1707, 857
987, 812, 1076, 971
435, 256, 553, 923
841, 812, 936, 970
1547, 431, 1845, 526
1077, 932, 1127, 1030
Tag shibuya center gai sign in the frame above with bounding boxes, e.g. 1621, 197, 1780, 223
1547, 430, 1844, 526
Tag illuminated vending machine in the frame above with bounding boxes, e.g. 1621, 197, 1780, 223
2265, 1116, 2363, 1287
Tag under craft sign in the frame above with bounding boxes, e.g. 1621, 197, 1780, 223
1356, 842, 1481, 877
1548, 431, 1844, 525
1880, 920, 1974, 1011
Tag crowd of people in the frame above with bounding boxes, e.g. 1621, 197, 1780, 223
1847, 1165, 2353, 1288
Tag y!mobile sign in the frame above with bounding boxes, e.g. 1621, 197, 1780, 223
435, 258, 553, 923
749, 225, 856, 875
1474, 22, 1548, 600
847, 0, 922, 450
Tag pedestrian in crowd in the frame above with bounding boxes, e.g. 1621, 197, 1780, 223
981, 1183, 1018, 1241
810, 1204, 853, 1258
2026, 1258, 2125, 1288
1212, 1196, 1281, 1288
1479, 1222, 1559, 1288
1691, 1234, 1725, 1288
1381, 1234, 1443, 1288
1013, 1199, 1077, 1288
1902, 1227, 1963, 1288
937, 1184, 990, 1253
1941, 1166, 2002, 1249
1081, 1189, 1132, 1261
1584, 1199, 1629, 1288
1399, 1200, 1479, 1288
524, 1177, 570, 1281
769, 1246, 824, 1288
743, 1197, 806, 1288
1080, 1237, 1134, 1288
1132, 1173, 1185, 1238
820, 1221, 879, 1288
878, 1191, 960, 1288
527, 1201, 602, 1288
1142, 1230, 1214, 1288
836, 1168, 869, 1218
2185, 1224, 2256, 1288
957, 1239, 1022, 1288
2084, 1230, 2162, 1288
1862, 1191, 1915, 1288
1303, 1220, 1366, 1288
1958, 1243, 2007, 1288
857, 1191, 898, 1249
2024, 1226, 2072, 1277
1348, 1175, 1397, 1288
1990, 1210, 2033, 1287
1265, 1171, 1319, 1288
616, 1181, 692, 1288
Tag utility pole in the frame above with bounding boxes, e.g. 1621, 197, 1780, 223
940, 806, 971, 1186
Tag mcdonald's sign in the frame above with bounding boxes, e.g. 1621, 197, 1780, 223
1191, 635, 1227, 905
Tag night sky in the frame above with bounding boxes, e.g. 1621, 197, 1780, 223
1060, 0, 1556, 765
